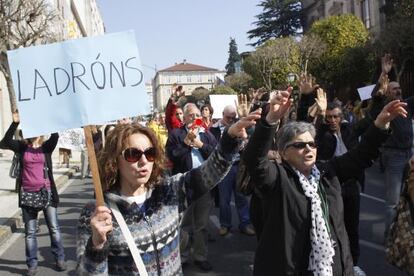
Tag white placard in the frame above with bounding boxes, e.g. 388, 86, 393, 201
209, 94, 238, 119
357, 84, 376, 101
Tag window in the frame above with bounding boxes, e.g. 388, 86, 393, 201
361, 0, 371, 29
187, 75, 192, 83
198, 75, 202, 82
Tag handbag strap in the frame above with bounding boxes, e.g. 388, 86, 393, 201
109, 201, 148, 276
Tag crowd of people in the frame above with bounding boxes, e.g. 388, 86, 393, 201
1, 54, 413, 276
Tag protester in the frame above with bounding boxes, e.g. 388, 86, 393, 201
243, 88, 407, 275
1, 112, 66, 276
315, 100, 367, 276
165, 103, 217, 271
366, 54, 414, 238
210, 105, 255, 237
76, 110, 261, 275
165, 84, 185, 132
200, 104, 214, 130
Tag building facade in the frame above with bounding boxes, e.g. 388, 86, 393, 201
153, 60, 225, 111
302, 0, 386, 37
0, 0, 105, 139
145, 82, 154, 113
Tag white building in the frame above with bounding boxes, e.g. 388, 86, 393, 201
0, 0, 105, 138
153, 60, 225, 111
145, 82, 154, 113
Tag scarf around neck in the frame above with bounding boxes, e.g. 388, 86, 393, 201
293, 165, 335, 276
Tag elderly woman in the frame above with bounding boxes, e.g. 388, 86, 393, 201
76, 110, 261, 275
243, 89, 407, 276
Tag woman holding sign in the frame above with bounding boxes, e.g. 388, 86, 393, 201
76, 109, 261, 275
1, 112, 66, 276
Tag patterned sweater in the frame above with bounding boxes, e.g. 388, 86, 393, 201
77, 130, 240, 275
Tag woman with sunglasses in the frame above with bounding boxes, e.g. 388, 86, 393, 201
76, 110, 261, 275
242, 89, 407, 276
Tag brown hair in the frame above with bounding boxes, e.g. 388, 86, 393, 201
98, 123, 166, 191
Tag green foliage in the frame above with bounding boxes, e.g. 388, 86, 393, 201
378, 0, 414, 80
211, 85, 237, 95
308, 15, 370, 90
191, 87, 210, 101
243, 37, 300, 90
225, 38, 241, 75
224, 72, 253, 93
248, 0, 303, 46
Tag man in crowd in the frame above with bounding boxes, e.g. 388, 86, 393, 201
210, 105, 255, 236
165, 103, 217, 271
315, 100, 366, 276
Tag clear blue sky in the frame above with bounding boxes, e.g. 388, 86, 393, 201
96, 1, 262, 82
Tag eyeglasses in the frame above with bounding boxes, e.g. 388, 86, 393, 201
285, 141, 317, 150
121, 147, 156, 163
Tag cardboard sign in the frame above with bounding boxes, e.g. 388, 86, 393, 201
209, 94, 238, 119
7, 31, 149, 137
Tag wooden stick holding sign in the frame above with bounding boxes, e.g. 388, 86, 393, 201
83, 126, 105, 207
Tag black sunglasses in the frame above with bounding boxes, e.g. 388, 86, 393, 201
285, 141, 317, 150
121, 147, 156, 163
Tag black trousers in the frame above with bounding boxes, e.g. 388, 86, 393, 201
341, 178, 361, 265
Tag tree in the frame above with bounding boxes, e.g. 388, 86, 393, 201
247, 0, 303, 46
308, 15, 370, 92
243, 37, 300, 90
224, 72, 252, 93
225, 38, 241, 76
192, 87, 210, 101
0, 0, 59, 112
297, 34, 326, 75
377, 0, 414, 81
211, 85, 237, 95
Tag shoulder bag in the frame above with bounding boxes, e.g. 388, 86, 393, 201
9, 153, 21, 178
385, 173, 414, 274
20, 162, 51, 210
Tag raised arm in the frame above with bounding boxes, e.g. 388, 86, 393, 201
1, 112, 23, 152
333, 100, 408, 182
244, 88, 292, 190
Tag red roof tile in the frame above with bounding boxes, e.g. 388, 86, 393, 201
159, 62, 219, 72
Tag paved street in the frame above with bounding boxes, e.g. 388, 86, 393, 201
0, 163, 409, 276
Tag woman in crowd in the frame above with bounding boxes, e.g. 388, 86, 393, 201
243, 89, 407, 275
200, 104, 214, 130
76, 110, 261, 275
1, 112, 66, 276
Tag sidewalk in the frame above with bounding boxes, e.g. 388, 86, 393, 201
0, 149, 80, 246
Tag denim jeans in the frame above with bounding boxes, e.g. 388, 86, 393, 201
180, 192, 213, 262
22, 206, 65, 268
218, 163, 250, 229
382, 148, 412, 237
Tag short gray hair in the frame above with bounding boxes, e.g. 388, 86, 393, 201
276, 121, 316, 151
183, 103, 199, 116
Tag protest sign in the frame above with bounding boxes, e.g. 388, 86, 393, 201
7, 30, 149, 138
209, 94, 238, 119
357, 84, 376, 101
57, 128, 85, 151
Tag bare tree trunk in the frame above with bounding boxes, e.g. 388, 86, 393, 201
6, 75, 17, 112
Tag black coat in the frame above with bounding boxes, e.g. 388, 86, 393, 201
1, 122, 60, 207
243, 119, 389, 276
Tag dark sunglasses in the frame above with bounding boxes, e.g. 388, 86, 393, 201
285, 141, 317, 150
121, 147, 156, 163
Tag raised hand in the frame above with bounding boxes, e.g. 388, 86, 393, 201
374, 100, 407, 129
12, 112, 20, 123
314, 88, 327, 115
266, 87, 293, 124
236, 93, 250, 118
297, 73, 318, 94
378, 73, 389, 95
228, 108, 262, 139
381, 53, 393, 74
